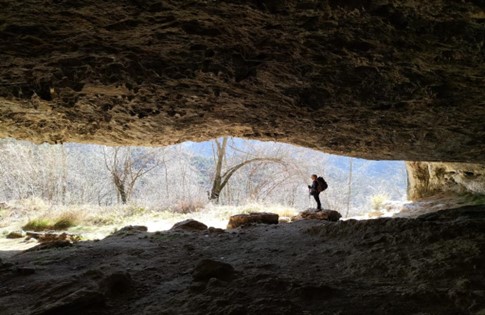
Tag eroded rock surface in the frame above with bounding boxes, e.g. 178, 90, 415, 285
0, 206, 484, 314
0, 1, 484, 162
407, 162, 485, 200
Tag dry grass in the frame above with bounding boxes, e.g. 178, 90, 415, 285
171, 199, 207, 214
371, 194, 389, 211
52, 211, 80, 229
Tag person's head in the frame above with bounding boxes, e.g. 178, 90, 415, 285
311, 174, 317, 180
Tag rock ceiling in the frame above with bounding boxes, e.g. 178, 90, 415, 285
0, 0, 484, 162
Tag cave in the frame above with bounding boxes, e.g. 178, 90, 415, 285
0, 0, 484, 314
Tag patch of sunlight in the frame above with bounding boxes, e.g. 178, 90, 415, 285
118, 203, 299, 232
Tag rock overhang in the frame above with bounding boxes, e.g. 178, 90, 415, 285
0, 0, 484, 162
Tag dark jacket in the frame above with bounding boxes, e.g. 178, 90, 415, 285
309, 180, 319, 195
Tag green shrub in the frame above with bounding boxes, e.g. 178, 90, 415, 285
52, 211, 79, 229
23, 212, 79, 231
22, 218, 53, 231
53, 218, 75, 230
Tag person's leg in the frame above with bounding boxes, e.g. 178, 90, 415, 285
313, 194, 322, 210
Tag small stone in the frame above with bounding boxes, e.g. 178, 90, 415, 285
6, 231, 25, 239
193, 259, 235, 282
227, 212, 279, 229
171, 219, 207, 231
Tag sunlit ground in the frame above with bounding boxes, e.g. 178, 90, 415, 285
3, 195, 481, 260
0, 202, 299, 241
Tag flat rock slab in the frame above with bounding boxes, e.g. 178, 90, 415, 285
25, 231, 82, 243
292, 209, 342, 222
227, 212, 279, 229
171, 219, 208, 231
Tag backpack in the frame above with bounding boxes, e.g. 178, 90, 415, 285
317, 177, 328, 192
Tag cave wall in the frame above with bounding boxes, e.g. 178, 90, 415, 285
0, 0, 484, 162
406, 162, 485, 200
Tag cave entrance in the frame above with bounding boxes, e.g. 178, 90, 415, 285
0, 137, 407, 242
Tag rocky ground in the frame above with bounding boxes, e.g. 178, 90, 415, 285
0, 206, 484, 315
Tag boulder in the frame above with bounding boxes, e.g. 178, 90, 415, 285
6, 231, 25, 239
193, 259, 235, 282
171, 219, 207, 231
227, 212, 279, 229
292, 209, 342, 222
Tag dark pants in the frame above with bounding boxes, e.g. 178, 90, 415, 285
313, 193, 322, 210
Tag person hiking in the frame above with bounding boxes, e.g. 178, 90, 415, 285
308, 174, 321, 210
308, 174, 327, 211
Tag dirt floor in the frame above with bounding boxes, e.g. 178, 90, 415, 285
0, 206, 484, 315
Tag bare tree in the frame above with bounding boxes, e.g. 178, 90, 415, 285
209, 137, 285, 202
103, 147, 164, 204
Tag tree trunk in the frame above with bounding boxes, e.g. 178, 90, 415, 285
209, 137, 285, 204
209, 137, 228, 202
113, 176, 128, 204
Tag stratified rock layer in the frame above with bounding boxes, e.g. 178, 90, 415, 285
1, 0, 484, 162
407, 162, 485, 200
